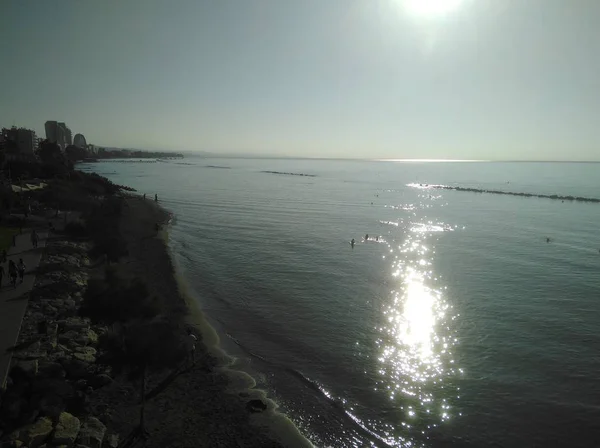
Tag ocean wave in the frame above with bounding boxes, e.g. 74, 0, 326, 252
261, 171, 317, 177
408, 183, 600, 203
284, 368, 393, 447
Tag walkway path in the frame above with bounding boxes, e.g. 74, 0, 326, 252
0, 229, 48, 389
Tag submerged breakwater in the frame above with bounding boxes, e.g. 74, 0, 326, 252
408, 183, 600, 203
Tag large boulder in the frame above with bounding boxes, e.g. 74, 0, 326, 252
76, 417, 106, 448
246, 399, 268, 413
61, 359, 89, 379
88, 374, 112, 389
52, 412, 81, 447
38, 361, 66, 379
73, 352, 96, 364
60, 318, 90, 332
22, 416, 53, 448
13, 360, 39, 377
74, 347, 97, 357
0, 394, 27, 421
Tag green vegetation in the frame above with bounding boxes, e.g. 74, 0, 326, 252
81, 267, 163, 324
0, 227, 19, 251
83, 267, 186, 436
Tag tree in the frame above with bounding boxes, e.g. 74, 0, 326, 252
81, 268, 161, 323
100, 319, 187, 437
65, 145, 89, 162
37, 140, 65, 165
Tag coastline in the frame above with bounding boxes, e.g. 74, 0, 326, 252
113, 195, 313, 447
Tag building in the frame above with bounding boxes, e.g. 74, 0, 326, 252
73, 133, 87, 149
1, 126, 37, 160
45, 120, 71, 150
59, 122, 72, 146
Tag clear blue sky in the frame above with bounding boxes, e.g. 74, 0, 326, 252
1, 0, 599, 160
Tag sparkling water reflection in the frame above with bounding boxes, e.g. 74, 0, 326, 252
376, 200, 459, 443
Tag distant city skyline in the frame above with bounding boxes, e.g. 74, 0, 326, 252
1, 0, 600, 161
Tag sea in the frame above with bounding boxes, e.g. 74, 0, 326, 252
81, 159, 600, 448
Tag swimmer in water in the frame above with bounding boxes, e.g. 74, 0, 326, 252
351, 238, 355, 248
365, 234, 369, 241
376, 236, 379, 241
546, 237, 551, 243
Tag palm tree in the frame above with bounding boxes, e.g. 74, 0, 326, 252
102, 318, 187, 437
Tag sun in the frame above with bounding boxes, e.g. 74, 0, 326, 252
403, 0, 464, 17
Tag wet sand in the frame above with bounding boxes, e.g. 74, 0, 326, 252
96, 195, 312, 448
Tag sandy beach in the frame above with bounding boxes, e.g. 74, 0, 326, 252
94, 195, 313, 448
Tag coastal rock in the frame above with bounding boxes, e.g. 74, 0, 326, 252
32, 378, 74, 398
1, 395, 26, 421
38, 361, 66, 379
22, 416, 53, 448
37, 393, 65, 419
74, 346, 97, 357
52, 412, 81, 447
76, 417, 106, 448
40, 338, 58, 352
73, 352, 96, 364
61, 317, 90, 332
89, 374, 112, 389
58, 330, 81, 345
49, 350, 66, 363
13, 349, 47, 361
61, 359, 89, 379
43, 304, 58, 315
105, 434, 119, 447
246, 399, 268, 413
14, 360, 39, 377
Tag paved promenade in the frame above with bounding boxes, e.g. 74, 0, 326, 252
0, 229, 47, 389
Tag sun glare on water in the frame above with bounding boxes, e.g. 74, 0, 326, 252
403, 0, 464, 16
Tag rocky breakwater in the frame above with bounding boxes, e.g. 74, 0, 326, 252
0, 240, 118, 448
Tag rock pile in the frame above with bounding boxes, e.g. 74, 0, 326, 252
0, 241, 117, 448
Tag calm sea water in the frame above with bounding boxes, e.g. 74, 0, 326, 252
82, 159, 600, 447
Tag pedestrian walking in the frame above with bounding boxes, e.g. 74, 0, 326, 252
31, 229, 39, 248
17, 258, 25, 284
186, 329, 198, 367
8, 260, 17, 288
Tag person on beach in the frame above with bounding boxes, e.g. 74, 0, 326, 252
155, 194, 158, 202
1, 249, 7, 264
143, 193, 146, 200
0, 263, 5, 288
31, 229, 39, 248
8, 260, 17, 288
17, 258, 25, 284
186, 329, 198, 367
12, 234, 16, 247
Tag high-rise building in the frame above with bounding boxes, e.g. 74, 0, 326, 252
58, 122, 72, 146
45, 120, 69, 150
73, 133, 87, 149
1, 127, 36, 157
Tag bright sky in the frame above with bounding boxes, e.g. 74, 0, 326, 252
1, 0, 599, 160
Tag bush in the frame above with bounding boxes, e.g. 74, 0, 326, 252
64, 220, 87, 237
80, 268, 162, 324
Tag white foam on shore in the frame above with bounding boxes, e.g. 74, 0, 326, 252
161, 226, 315, 448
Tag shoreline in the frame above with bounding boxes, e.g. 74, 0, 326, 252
116, 194, 313, 447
